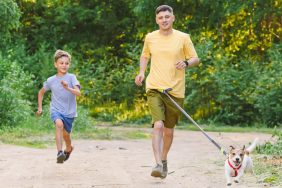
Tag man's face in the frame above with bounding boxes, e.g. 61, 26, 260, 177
156, 10, 175, 31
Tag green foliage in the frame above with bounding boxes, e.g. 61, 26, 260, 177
251, 44, 282, 127
17, 0, 136, 54
0, 0, 21, 44
0, 55, 33, 128
72, 106, 95, 131
257, 127, 282, 156
0, 0, 280, 127
212, 60, 258, 124
90, 99, 150, 123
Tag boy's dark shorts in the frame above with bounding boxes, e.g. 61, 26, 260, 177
146, 89, 184, 129
51, 111, 74, 133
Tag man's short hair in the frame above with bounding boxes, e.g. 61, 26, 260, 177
155, 5, 173, 15
54, 49, 71, 62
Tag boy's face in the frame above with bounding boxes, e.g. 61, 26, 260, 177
54, 56, 70, 75
156, 10, 175, 31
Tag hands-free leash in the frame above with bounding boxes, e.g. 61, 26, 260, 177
158, 88, 227, 156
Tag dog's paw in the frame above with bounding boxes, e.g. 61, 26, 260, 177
234, 180, 239, 183
227, 183, 232, 186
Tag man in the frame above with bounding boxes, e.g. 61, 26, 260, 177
135, 5, 200, 178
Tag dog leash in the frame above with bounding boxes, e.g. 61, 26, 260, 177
158, 88, 227, 156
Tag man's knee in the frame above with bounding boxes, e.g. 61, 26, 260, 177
153, 121, 164, 129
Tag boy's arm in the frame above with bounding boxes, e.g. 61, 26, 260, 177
36, 87, 46, 116
61, 81, 81, 96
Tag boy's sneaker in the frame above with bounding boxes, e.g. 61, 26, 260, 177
64, 146, 74, 161
57, 151, 66, 163
151, 163, 163, 178
161, 160, 168, 179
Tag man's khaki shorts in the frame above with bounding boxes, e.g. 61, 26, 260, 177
146, 89, 184, 128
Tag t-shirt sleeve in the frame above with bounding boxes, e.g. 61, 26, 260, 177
184, 35, 198, 59
43, 80, 50, 91
72, 75, 80, 89
141, 34, 150, 58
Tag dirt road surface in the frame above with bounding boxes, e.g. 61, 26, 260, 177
0, 130, 277, 188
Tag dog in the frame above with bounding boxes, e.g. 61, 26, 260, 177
224, 138, 258, 186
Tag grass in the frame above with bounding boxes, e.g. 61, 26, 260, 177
0, 117, 278, 148
0, 117, 152, 148
254, 155, 282, 187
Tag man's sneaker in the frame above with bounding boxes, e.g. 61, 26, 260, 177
57, 151, 66, 163
151, 163, 163, 178
161, 160, 168, 179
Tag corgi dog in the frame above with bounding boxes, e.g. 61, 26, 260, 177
224, 138, 258, 186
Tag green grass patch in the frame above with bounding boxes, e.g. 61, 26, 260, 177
0, 115, 53, 148
254, 155, 282, 186
176, 122, 275, 134
0, 109, 278, 149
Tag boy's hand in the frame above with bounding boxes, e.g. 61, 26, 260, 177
36, 110, 42, 117
61, 80, 68, 89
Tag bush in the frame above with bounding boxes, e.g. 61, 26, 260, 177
256, 127, 282, 156
0, 55, 33, 128
251, 44, 282, 127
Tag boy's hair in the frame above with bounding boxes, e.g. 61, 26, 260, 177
155, 5, 173, 15
54, 49, 71, 62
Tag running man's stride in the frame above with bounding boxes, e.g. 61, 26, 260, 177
135, 5, 200, 178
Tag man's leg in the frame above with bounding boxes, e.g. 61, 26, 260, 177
152, 120, 164, 165
162, 127, 174, 161
151, 120, 164, 177
161, 127, 174, 178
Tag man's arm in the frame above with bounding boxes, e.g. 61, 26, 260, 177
176, 57, 200, 70
36, 87, 46, 116
185, 57, 200, 68
135, 56, 149, 86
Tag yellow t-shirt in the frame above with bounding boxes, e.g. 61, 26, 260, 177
141, 29, 198, 98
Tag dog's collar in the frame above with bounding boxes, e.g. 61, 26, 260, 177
228, 159, 242, 177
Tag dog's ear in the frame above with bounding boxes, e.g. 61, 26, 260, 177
242, 145, 245, 150
230, 145, 235, 150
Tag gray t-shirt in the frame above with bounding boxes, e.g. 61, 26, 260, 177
43, 73, 80, 118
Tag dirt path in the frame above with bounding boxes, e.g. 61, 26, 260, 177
0, 130, 277, 188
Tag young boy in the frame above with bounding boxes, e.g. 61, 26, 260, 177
36, 49, 81, 163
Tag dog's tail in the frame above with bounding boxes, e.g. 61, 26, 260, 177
245, 138, 259, 155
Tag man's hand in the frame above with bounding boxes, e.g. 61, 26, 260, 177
176, 61, 187, 70
135, 73, 145, 86
61, 80, 68, 89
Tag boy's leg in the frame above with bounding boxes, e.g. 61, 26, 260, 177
55, 119, 66, 163
55, 119, 64, 151
63, 129, 72, 152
